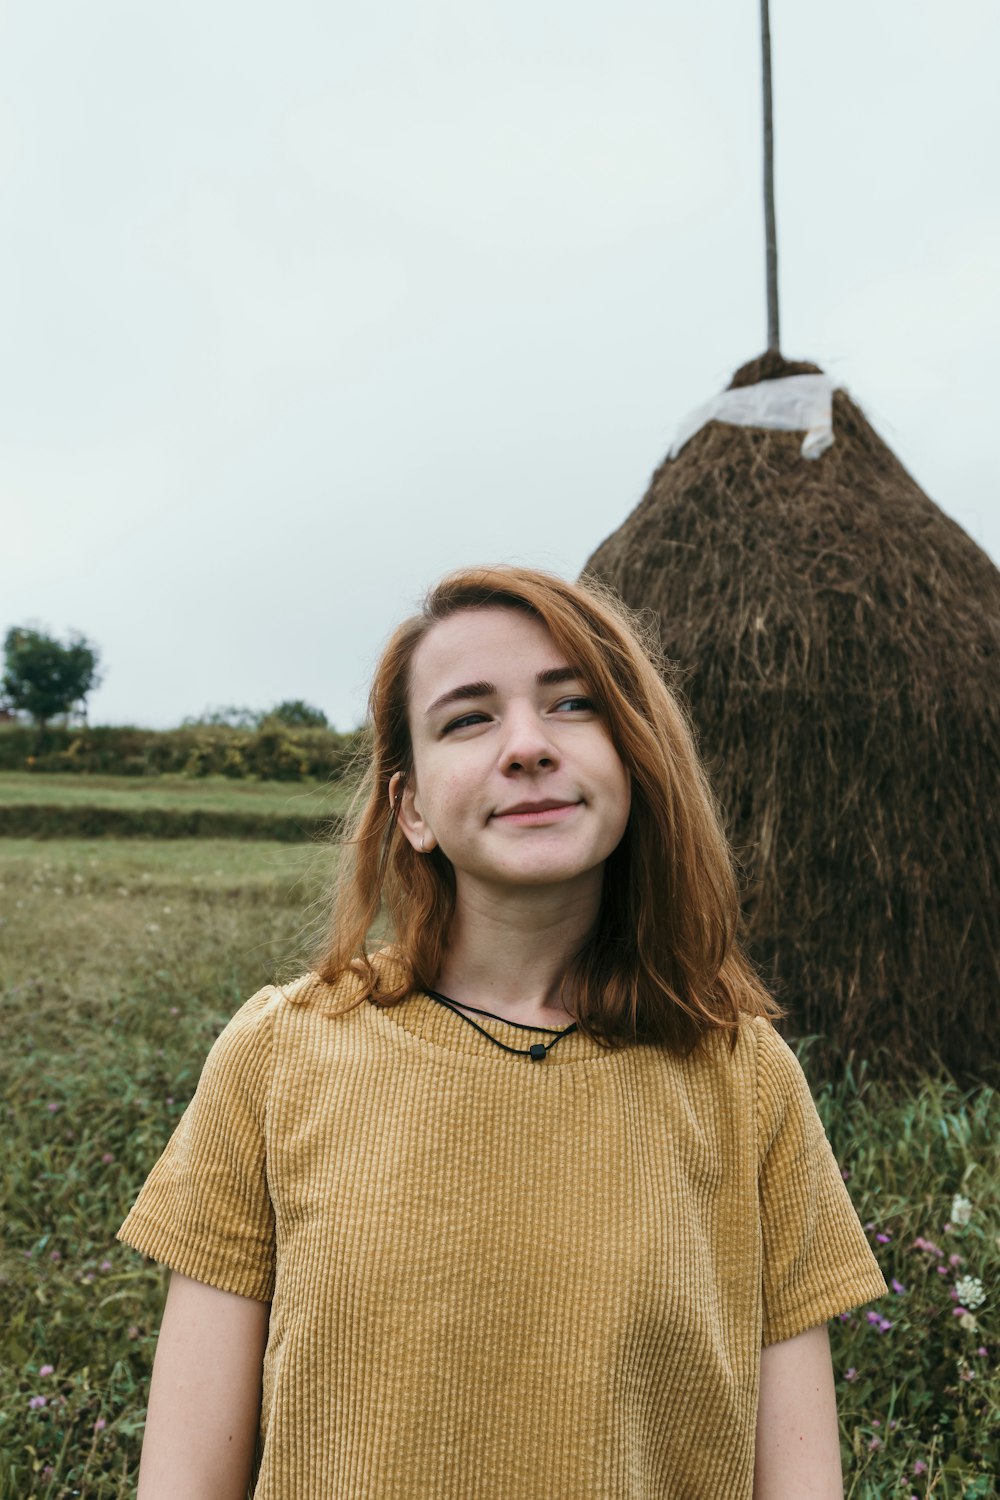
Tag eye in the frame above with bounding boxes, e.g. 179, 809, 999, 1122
553, 696, 596, 714
442, 711, 490, 734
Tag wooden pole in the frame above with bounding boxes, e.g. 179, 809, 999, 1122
761, 0, 780, 353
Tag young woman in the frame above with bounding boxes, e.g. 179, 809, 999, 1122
118, 565, 886, 1500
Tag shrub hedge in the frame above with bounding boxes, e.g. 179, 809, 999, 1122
0, 723, 362, 782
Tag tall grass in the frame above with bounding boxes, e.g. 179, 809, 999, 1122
0, 839, 996, 1497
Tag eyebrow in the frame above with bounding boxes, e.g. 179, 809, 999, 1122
425, 666, 584, 716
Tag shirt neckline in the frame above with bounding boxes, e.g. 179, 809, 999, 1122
368, 988, 636, 1067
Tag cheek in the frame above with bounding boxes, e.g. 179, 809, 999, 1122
416, 763, 473, 826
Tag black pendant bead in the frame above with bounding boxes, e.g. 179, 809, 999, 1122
529, 1043, 547, 1061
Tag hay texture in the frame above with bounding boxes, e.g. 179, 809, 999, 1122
583, 352, 1000, 1084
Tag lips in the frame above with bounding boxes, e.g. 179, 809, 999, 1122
492, 798, 580, 818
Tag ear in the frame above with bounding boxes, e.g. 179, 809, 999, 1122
387, 770, 437, 853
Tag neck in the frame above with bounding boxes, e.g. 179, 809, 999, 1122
432, 873, 601, 1022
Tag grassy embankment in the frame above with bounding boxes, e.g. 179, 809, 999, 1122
0, 774, 996, 1497
0, 772, 347, 841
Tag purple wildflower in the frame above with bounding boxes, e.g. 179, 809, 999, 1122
38, 1364, 54, 1377
28, 1395, 46, 1410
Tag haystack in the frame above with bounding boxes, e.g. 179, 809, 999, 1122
583, 351, 1000, 1084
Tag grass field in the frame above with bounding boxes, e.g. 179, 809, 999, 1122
0, 825, 997, 1497
0, 772, 348, 817
0, 773, 349, 843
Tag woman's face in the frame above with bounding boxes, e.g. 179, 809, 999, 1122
391, 607, 632, 901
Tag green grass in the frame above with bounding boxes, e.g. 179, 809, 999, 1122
0, 838, 996, 1497
0, 772, 348, 817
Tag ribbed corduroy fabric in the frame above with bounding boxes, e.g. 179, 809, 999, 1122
118, 965, 886, 1499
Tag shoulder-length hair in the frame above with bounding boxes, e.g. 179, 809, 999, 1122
308, 564, 782, 1053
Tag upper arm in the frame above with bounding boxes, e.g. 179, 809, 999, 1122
753, 1323, 843, 1500
137, 1271, 270, 1500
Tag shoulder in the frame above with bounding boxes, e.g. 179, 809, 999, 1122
749, 1017, 820, 1142
680, 1016, 819, 1161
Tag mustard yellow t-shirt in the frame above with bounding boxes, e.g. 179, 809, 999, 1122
118, 967, 886, 1499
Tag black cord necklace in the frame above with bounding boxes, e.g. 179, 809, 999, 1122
424, 989, 578, 1061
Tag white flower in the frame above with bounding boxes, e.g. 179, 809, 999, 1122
951, 1194, 973, 1226
955, 1276, 985, 1310
959, 1311, 979, 1333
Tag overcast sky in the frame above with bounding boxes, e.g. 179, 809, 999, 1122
4, 0, 998, 731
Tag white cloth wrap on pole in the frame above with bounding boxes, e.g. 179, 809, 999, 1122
668, 374, 838, 462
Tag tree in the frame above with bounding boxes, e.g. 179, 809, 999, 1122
268, 699, 329, 729
182, 705, 264, 730
2, 626, 102, 739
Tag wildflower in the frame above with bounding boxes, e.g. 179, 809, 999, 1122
949, 1252, 964, 1268
953, 1306, 969, 1317
94, 1417, 106, 1433
844, 1367, 858, 1382
876, 1232, 891, 1244
951, 1194, 973, 1226
913, 1460, 928, 1476
166, 1096, 175, 1106
49, 1250, 61, 1262
868, 1436, 882, 1451
912, 1236, 944, 1257
957, 1360, 974, 1382
101, 1152, 115, 1164
28, 1395, 46, 1410
960, 1313, 979, 1333
38, 1364, 54, 1377
841, 1169, 850, 1181
46, 1101, 59, 1113
955, 1276, 985, 1309
169, 1006, 180, 1016
871, 1418, 880, 1427
891, 1278, 906, 1294
936, 1265, 949, 1276
99, 1259, 112, 1271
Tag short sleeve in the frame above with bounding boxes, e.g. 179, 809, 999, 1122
116, 985, 278, 1302
755, 1018, 887, 1346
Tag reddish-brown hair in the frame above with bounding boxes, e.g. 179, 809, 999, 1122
309, 565, 782, 1052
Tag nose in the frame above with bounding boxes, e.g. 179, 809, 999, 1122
498, 704, 559, 775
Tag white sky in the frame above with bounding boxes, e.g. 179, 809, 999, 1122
4, 0, 998, 731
